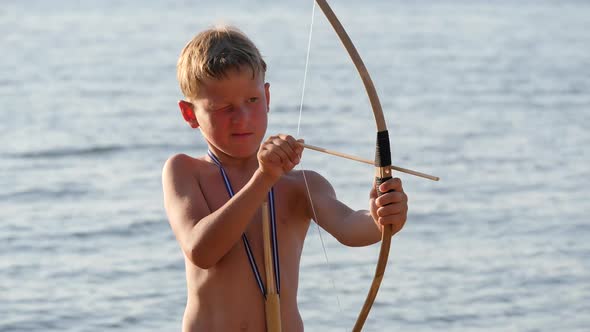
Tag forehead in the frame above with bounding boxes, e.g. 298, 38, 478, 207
196, 68, 264, 102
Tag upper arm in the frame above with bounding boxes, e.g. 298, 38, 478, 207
162, 154, 210, 257
302, 171, 355, 243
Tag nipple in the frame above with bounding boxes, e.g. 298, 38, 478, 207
240, 321, 249, 331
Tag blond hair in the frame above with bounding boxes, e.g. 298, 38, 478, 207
177, 25, 267, 100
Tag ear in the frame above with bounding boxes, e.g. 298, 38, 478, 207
264, 82, 270, 113
178, 100, 199, 128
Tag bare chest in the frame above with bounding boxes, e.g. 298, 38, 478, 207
196, 168, 311, 296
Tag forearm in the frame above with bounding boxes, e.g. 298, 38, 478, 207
189, 169, 275, 268
340, 210, 382, 247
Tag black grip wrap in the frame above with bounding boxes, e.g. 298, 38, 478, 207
376, 175, 393, 197
375, 130, 393, 196
375, 130, 391, 167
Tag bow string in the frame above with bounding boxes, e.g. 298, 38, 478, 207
297, 1, 395, 330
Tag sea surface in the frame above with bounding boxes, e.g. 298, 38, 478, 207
2, 0, 589, 331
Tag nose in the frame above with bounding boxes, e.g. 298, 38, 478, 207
231, 104, 249, 125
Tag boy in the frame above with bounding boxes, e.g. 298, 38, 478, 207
162, 26, 408, 332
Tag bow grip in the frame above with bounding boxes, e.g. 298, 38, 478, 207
375, 130, 393, 197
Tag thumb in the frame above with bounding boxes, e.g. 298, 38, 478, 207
369, 182, 378, 199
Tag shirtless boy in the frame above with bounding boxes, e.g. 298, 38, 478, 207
162, 26, 409, 332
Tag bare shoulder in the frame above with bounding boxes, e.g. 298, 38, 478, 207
162, 153, 207, 178
162, 153, 212, 189
285, 169, 336, 197
161, 153, 211, 216
162, 153, 213, 257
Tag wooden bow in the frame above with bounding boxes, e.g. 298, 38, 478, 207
313, 1, 394, 330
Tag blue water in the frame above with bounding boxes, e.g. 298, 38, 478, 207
2, 1, 589, 331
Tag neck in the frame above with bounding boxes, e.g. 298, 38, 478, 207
207, 146, 259, 171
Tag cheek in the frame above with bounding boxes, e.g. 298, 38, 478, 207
199, 113, 227, 137
207, 112, 230, 126
255, 108, 268, 129
256, 103, 269, 118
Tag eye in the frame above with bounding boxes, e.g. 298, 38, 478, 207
248, 97, 258, 103
213, 105, 232, 112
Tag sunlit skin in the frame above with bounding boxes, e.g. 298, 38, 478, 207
162, 68, 409, 331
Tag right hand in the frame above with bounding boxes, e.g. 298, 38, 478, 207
258, 134, 304, 180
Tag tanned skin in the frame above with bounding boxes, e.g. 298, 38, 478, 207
163, 68, 408, 331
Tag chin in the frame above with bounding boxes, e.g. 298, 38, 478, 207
228, 145, 259, 159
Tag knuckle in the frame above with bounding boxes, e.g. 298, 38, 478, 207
374, 197, 381, 206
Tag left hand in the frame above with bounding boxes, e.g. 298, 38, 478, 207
369, 177, 408, 235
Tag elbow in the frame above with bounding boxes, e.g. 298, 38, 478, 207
184, 242, 216, 269
338, 237, 363, 247
338, 237, 377, 248
335, 232, 359, 247
336, 228, 380, 247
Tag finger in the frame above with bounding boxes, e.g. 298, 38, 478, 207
376, 202, 408, 218
378, 177, 402, 193
268, 143, 291, 165
272, 136, 300, 164
274, 142, 299, 166
378, 215, 406, 234
266, 137, 302, 170
261, 139, 289, 163
369, 184, 378, 199
259, 146, 283, 164
375, 191, 407, 207
280, 134, 304, 160
278, 134, 299, 150
378, 212, 407, 227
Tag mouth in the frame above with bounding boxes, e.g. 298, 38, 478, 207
231, 133, 253, 138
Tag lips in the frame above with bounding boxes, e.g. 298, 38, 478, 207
231, 133, 253, 138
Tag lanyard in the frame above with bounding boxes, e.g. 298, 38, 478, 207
207, 150, 281, 298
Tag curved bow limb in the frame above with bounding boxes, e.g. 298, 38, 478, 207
313, 0, 394, 330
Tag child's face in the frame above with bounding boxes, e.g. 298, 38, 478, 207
192, 68, 270, 159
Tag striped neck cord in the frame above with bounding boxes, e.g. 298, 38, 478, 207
207, 150, 281, 298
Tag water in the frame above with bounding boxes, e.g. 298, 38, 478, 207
2, 1, 589, 331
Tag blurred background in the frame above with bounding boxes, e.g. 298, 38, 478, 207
1, 0, 589, 331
